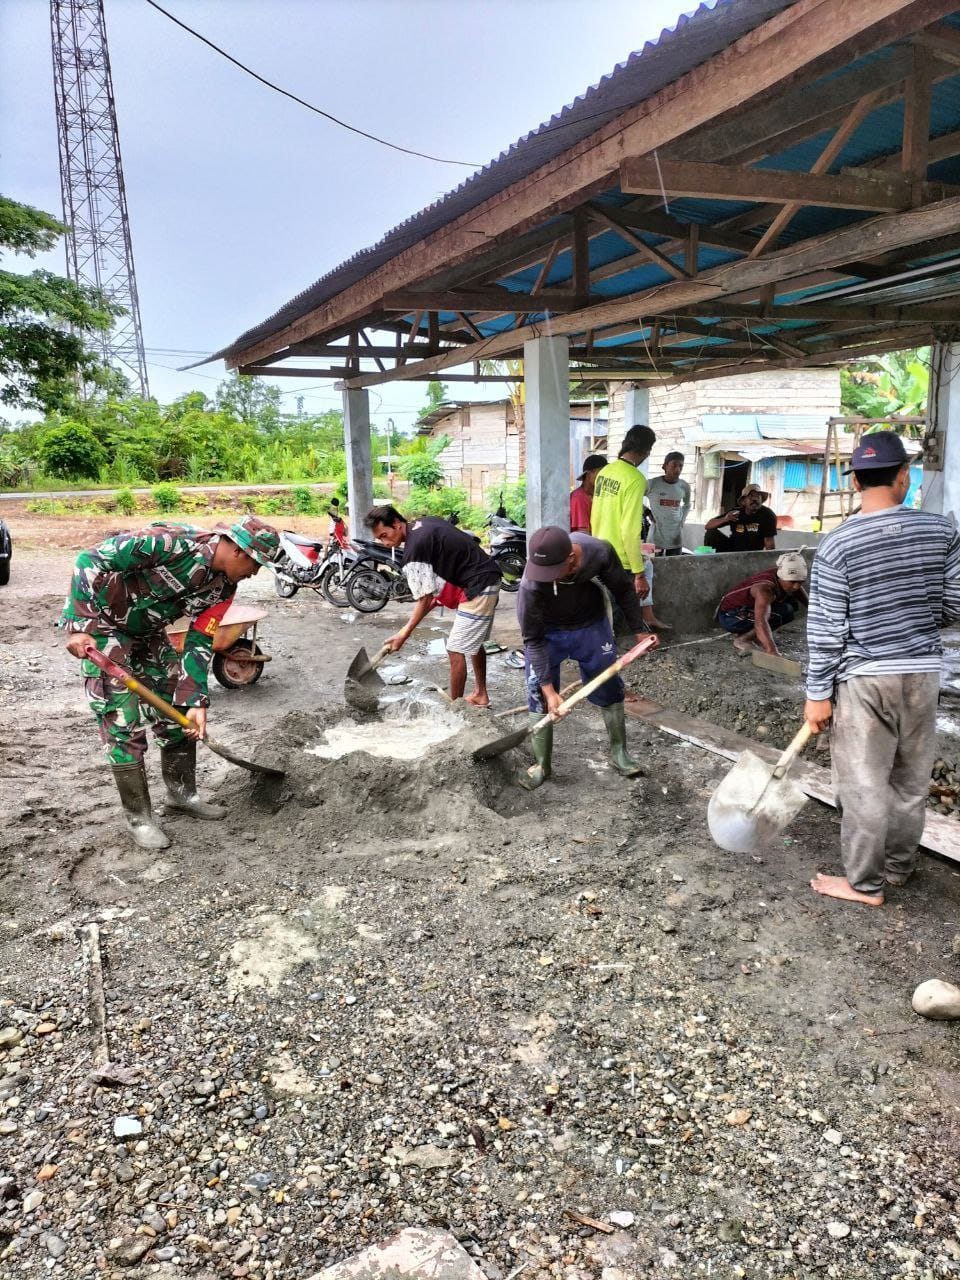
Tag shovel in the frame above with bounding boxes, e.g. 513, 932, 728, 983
344, 642, 392, 712
707, 721, 813, 853
473, 634, 659, 760
83, 646, 285, 778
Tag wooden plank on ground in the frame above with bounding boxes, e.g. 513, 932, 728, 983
625, 700, 960, 864
751, 650, 803, 678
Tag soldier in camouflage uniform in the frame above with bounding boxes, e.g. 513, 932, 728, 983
60, 516, 279, 850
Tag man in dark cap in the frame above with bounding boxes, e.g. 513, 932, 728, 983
516, 525, 651, 789
570, 453, 607, 533
61, 515, 280, 849
804, 432, 960, 907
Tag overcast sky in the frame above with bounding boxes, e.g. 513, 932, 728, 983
3, 0, 690, 430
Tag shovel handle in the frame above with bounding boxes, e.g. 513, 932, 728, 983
355, 643, 392, 680
531, 634, 659, 734
772, 721, 813, 778
81, 644, 195, 732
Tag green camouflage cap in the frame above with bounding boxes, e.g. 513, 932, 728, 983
225, 515, 280, 566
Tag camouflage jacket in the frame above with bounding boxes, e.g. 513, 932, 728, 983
60, 523, 236, 707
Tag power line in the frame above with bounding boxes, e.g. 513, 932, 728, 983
143, 0, 480, 168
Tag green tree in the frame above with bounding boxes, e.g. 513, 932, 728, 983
0, 195, 118, 412
840, 349, 930, 434
36, 421, 106, 479
416, 379, 448, 423
216, 371, 282, 432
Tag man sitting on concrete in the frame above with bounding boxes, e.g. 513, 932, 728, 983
704, 483, 777, 552
804, 431, 960, 908
517, 526, 651, 789
715, 552, 808, 655
646, 451, 691, 555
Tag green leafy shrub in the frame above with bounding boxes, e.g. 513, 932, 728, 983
488, 479, 526, 525
292, 486, 317, 514
36, 421, 106, 479
400, 454, 445, 489
152, 482, 181, 512
254, 496, 285, 516
24, 498, 67, 515
115, 488, 136, 515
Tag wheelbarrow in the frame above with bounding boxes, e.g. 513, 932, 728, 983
166, 604, 272, 690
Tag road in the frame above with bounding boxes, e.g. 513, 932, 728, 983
0, 482, 335, 501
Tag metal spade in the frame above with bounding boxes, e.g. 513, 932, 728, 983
707, 722, 813, 853
344, 643, 391, 712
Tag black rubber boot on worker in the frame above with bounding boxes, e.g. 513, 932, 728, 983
111, 762, 170, 850
601, 703, 642, 777
517, 713, 553, 790
161, 740, 227, 820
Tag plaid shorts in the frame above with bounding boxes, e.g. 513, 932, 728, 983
446, 585, 500, 656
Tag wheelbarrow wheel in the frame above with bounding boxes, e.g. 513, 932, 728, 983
212, 639, 264, 689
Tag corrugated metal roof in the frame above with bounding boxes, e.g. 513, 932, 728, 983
691, 412, 833, 441
220, 0, 796, 361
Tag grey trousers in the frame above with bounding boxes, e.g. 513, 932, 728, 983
831, 672, 939, 895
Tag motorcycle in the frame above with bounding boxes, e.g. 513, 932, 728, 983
273, 518, 359, 607
344, 539, 415, 613
486, 494, 526, 593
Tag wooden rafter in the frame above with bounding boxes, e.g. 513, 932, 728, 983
620, 156, 953, 211
749, 90, 882, 259
382, 289, 586, 313
586, 203, 690, 279
902, 45, 934, 193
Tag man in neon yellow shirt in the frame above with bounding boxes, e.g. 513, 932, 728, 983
590, 424, 667, 630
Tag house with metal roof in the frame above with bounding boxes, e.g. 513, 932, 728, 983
210, 0, 960, 531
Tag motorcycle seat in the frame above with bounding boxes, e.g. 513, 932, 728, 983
282, 530, 326, 549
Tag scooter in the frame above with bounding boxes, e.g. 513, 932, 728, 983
486, 494, 526, 592
273, 518, 359, 606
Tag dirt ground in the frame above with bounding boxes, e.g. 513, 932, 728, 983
2, 512, 960, 1280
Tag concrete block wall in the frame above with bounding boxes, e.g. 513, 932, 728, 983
680, 523, 822, 552
650, 547, 816, 635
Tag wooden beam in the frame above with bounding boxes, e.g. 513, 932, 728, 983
531, 237, 562, 295
229, 0, 953, 368
902, 46, 934, 193
587, 203, 690, 279
382, 289, 587, 313
572, 209, 590, 297
341, 194, 960, 388
912, 19, 960, 67
621, 156, 947, 212
662, 299, 960, 323
750, 91, 882, 258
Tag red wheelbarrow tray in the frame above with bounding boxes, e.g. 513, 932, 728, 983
165, 603, 268, 655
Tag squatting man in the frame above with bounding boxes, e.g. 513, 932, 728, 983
60, 516, 280, 850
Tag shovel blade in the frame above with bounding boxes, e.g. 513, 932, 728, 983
205, 736, 285, 778
344, 645, 387, 711
472, 725, 530, 760
707, 749, 808, 852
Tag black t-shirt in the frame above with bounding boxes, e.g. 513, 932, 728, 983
401, 516, 501, 600
724, 505, 777, 552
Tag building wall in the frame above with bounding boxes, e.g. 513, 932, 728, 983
429, 402, 516, 506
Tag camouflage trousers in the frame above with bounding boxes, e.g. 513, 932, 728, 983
80, 631, 189, 766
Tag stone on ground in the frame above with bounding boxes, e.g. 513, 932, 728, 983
912, 977, 960, 1019
307, 1229, 486, 1279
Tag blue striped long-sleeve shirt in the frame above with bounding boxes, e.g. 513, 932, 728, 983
805, 506, 960, 700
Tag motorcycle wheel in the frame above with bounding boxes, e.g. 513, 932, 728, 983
274, 572, 298, 599
497, 551, 526, 593
346, 567, 390, 613
320, 563, 351, 608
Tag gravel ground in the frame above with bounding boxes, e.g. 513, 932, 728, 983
2, 534, 960, 1279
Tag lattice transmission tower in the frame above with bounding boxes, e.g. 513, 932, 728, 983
50, 0, 149, 396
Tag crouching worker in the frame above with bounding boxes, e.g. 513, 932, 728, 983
715, 551, 808, 655
517, 526, 648, 789
60, 516, 280, 849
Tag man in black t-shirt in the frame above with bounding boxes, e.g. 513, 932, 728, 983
366, 505, 501, 706
704, 483, 777, 552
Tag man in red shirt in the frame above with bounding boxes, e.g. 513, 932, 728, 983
715, 552, 808, 655
569, 454, 607, 533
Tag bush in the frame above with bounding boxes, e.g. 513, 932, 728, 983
24, 498, 67, 515
400, 454, 445, 489
292, 486, 317, 515
489, 479, 526, 525
36, 422, 106, 480
115, 488, 137, 516
253, 496, 285, 516
152, 483, 181, 512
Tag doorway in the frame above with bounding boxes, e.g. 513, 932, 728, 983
720, 458, 750, 512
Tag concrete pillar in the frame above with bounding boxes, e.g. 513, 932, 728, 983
524, 335, 570, 531
622, 382, 651, 476
342, 388, 372, 528
924, 342, 960, 521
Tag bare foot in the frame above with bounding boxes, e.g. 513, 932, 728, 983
643, 616, 672, 632
733, 636, 759, 654
810, 873, 884, 907
465, 691, 490, 708
624, 690, 640, 704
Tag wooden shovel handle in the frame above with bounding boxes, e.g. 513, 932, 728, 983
772, 721, 813, 778
82, 644, 194, 731
355, 643, 392, 679
532, 634, 659, 733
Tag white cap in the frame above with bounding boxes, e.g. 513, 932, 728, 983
776, 551, 807, 582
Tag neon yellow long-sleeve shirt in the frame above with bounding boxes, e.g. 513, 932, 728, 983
589, 458, 647, 573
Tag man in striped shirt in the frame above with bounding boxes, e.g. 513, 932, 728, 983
804, 432, 960, 907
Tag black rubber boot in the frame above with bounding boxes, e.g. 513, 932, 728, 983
517, 713, 553, 790
161, 740, 227, 820
111, 762, 170, 850
600, 703, 642, 777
